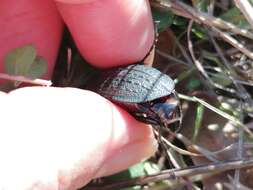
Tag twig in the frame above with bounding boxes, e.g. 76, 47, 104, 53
205, 71, 253, 87
207, 0, 215, 14
226, 175, 252, 190
187, 20, 213, 84
208, 30, 253, 113
158, 128, 253, 158
214, 44, 253, 56
156, 128, 218, 161
153, 130, 200, 157
151, 0, 253, 39
208, 143, 253, 156
178, 94, 253, 138
234, 102, 244, 188
206, 30, 249, 186
186, 20, 237, 94
158, 131, 253, 158
234, 0, 253, 30
168, 30, 194, 66
211, 26, 253, 61
167, 20, 215, 92
83, 158, 253, 190
0, 73, 52, 87
174, 133, 219, 162
156, 49, 190, 67
152, 0, 253, 61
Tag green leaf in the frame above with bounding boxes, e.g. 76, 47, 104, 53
220, 7, 250, 29
104, 163, 146, 190
175, 68, 196, 84
202, 50, 222, 65
128, 162, 147, 178
4, 45, 37, 76
26, 56, 47, 79
143, 161, 160, 175
152, 7, 174, 32
193, 0, 208, 12
106, 162, 146, 182
172, 16, 187, 26
193, 104, 205, 141
210, 73, 232, 86
192, 26, 208, 39
104, 161, 167, 190
186, 78, 201, 91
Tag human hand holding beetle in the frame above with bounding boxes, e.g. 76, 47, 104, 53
0, 0, 158, 189
0, 87, 157, 189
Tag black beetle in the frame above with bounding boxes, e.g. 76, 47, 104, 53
86, 64, 182, 131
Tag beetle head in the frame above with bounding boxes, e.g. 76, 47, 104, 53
137, 92, 182, 132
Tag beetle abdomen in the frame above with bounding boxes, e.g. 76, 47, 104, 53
88, 64, 175, 103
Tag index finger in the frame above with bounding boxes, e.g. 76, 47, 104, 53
55, 0, 154, 68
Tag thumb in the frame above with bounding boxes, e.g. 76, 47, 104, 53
0, 87, 157, 190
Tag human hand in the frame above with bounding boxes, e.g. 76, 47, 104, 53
0, 87, 157, 189
0, 0, 154, 78
0, 1, 156, 189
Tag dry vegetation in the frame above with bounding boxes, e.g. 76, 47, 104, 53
79, 1, 253, 190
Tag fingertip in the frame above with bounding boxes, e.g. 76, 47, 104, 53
96, 128, 157, 177
110, 102, 156, 148
95, 102, 157, 177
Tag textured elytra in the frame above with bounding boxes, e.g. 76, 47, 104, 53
89, 64, 175, 103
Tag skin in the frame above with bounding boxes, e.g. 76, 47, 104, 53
0, 0, 63, 80
55, 0, 154, 68
0, 0, 157, 189
0, 88, 157, 189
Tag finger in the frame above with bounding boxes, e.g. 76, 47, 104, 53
0, 1, 63, 80
55, 0, 154, 68
0, 87, 157, 189
0, 91, 6, 96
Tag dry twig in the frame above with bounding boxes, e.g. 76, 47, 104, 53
152, 0, 253, 39
84, 158, 253, 190
0, 73, 52, 87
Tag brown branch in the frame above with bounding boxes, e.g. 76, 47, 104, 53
234, 0, 253, 30
83, 158, 253, 190
211, 27, 253, 60
151, 0, 253, 39
0, 73, 52, 87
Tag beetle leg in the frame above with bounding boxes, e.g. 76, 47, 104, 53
132, 103, 161, 126
155, 122, 177, 165
132, 112, 160, 126
172, 90, 183, 133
